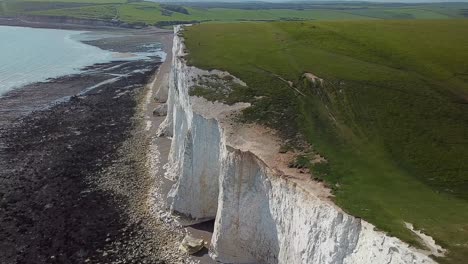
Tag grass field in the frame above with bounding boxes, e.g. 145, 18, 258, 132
183, 20, 468, 264
1, 1, 468, 25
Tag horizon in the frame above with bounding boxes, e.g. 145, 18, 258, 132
154, 0, 468, 4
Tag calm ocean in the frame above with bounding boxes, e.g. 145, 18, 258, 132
0, 26, 114, 96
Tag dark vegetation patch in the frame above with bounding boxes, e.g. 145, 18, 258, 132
135, 6, 158, 11
288, 154, 311, 169
154, 20, 207, 27
160, 4, 189, 15
460, 8, 468, 17
188, 74, 255, 105
161, 8, 172, 16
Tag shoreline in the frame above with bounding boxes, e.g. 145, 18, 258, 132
0, 25, 172, 107
0, 25, 185, 263
0, 59, 162, 263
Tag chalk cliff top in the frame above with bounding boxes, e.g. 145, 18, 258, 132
188, 72, 333, 202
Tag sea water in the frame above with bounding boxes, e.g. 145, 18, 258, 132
0, 26, 112, 95
0, 26, 114, 96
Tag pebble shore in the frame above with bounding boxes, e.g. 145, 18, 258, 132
0, 27, 194, 264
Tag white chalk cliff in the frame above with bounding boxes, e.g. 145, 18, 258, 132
157, 25, 437, 264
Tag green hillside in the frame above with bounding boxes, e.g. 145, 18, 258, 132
183, 20, 468, 264
1, 1, 468, 25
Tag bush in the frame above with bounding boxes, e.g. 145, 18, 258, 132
154, 20, 204, 27
160, 4, 189, 15
161, 9, 172, 17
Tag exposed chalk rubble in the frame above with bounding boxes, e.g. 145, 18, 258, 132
157, 25, 439, 264
153, 104, 167, 116
180, 235, 205, 255
405, 222, 446, 257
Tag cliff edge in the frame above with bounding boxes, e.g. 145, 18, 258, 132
156, 25, 437, 264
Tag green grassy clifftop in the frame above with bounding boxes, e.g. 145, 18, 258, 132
183, 20, 468, 264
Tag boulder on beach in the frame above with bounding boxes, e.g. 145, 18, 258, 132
154, 95, 167, 104
179, 235, 204, 255
153, 104, 167, 116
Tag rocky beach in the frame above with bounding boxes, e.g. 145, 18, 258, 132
0, 26, 193, 264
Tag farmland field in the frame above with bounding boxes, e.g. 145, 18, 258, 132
183, 20, 468, 264
1, 1, 468, 25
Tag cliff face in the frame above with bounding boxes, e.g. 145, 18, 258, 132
157, 25, 437, 264
160, 33, 222, 220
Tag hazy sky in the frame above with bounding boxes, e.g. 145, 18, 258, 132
155, 0, 468, 3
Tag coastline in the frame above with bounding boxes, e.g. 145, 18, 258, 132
0, 25, 172, 119
0, 25, 184, 263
